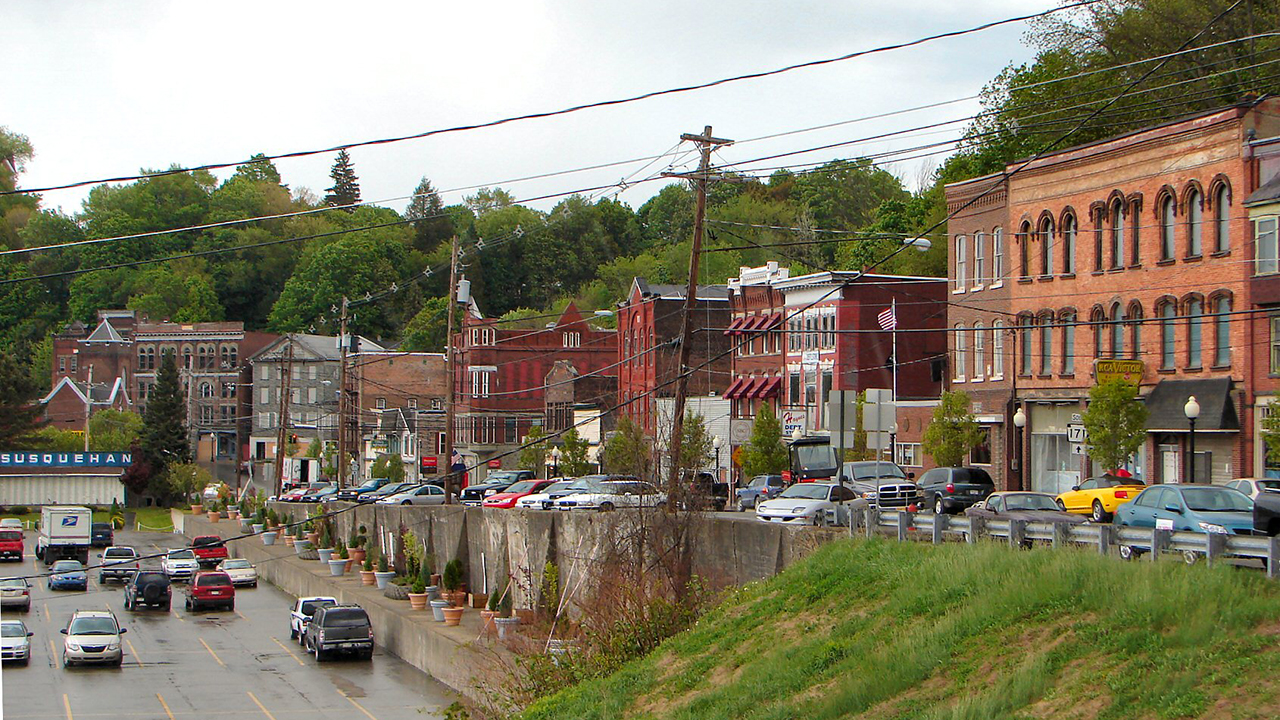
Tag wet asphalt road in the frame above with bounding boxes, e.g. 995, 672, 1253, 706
0, 529, 456, 719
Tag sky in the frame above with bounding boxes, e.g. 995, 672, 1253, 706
4, 1, 1052, 218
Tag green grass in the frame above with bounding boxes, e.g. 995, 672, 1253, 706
521, 539, 1280, 720
2, 506, 177, 533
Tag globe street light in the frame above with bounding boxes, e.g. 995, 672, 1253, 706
550, 446, 562, 478
1012, 407, 1027, 490
1184, 396, 1200, 484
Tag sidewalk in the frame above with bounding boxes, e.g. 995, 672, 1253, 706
182, 514, 507, 704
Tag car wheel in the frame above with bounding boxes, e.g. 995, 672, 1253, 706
98, 574, 106, 584
113, 655, 123, 667
1091, 501, 1109, 524
227, 602, 234, 612
1182, 550, 1200, 565
402, 500, 412, 505
162, 600, 170, 611
1056, 498, 1067, 511
1118, 544, 1138, 561
812, 514, 826, 527
185, 598, 193, 612
737, 500, 747, 512
21, 602, 30, 613
315, 644, 325, 662
933, 496, 945, 515
290, 626, 297, 640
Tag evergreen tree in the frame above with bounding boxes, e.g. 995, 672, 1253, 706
405, 177, 453, 252
741, 404, 788, 478
0, 349, 43, 447
559, 428, 591, 477
519, 425, 549, 477
323, 149, 361, 210
140, 352, 190, 476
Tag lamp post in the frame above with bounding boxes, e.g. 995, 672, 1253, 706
1013, 407, 1026, 491
1184, 396, 1200, 484
888, 423, 898, 464
712, 435, 722, 482
549, 446, 561, 478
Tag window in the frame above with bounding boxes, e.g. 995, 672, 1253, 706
1271, 316, 1280, 374
562, 332, 581, 348
992, 227, 1004, 283
431, 397, 443, 411
1019, 317, 1033, 376
1061, 312, 1075, 375
895, 443, 922, 468
974, 231, 986, 286
1129, 198, 1142, 265
308, 387, 317, 403
973, 322, 985, 380
1214, 184, 1230, 253
954, 324, 967, 381
221, 382, 235, 399
788, 372, 800, 405
199, 406, 213, 423
471, 371, 491, 398
1160, 195, 1176, 260
70, 354, 78, 372
992, 321, 1005, 378
955, 235, 968, 291
1110, 304, 1124, 358
1161, 302, 1177, 369
971, 428, 992, 465
1038, 315, 1052, 375
260, 364, 269, 381
1110, 200, 1124, 269
1092, 207, 1104, 271
259, 412, 269, 429
199, 382, 213, 399
1128, 302, 1144, 361
1062, 214, 1076, 274
290, 388, 300, 404
197, 345, 209, 370
1040, 217, 1055, 276
1186, 297, 1203, 368
1091, 307, 1105, 359
58, 356, 66, 373
260, 388, 269, 405
1187, 188, 1203, 256
1257, 217, 1278, 275
407, 398, 418, 410
1019, 222, 1031, 279
1214, 296, 1231, 367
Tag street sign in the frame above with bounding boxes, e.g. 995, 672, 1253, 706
862, 388, 896, 433
729, 418, 752, 445
867, 430, 892, 451
825, 391, 858, 447
1071, 443, 1086, 455
1067, 424, 1087, 444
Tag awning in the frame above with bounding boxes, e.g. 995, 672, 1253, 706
723, 376, 748, 399
739, 315, 763, 333
760, 312, 783, 331
755, 377, 782, 399
723, 317, 746, 336
1144, 377, 1239, 432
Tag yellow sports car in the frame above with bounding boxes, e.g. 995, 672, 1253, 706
1055, 475, 1147, 522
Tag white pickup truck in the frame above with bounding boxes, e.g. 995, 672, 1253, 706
36, 506, 92, 565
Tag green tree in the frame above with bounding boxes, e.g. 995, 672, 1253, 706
323, 149, 361, 209
464, 187, 515, 217
0, 127, 38, 251
164, 462, 212, 505
1083, 379, 1150, 472
406, 177, 454, 253
88, 409, 144, 451
268, 233, 409, 337
678, 412, 714, 475
370, 454, 406, 483
400, 296, 458, 353
603, 416, 652, 480
559, 428, 591, 477
0, 349, 44, 447
140, 352, 190, 474
519, 425, 549, 477
921, 391, 984, 467
28, 427, 83, 452
740, 403, 788, 478
25, 332, 53, 393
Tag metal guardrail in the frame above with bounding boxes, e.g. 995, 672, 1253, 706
850, 507, 1280, 578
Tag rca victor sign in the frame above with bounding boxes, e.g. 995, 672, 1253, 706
1094, 359, 1144, 385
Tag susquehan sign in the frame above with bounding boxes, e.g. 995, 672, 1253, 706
0, 452, 133, 468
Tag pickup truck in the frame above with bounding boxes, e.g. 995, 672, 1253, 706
97, 546, 140, 583
1253, 489, 1280, 536
190, 535, 228, 567
303, 604, 373, 661
290, 595, 337, 642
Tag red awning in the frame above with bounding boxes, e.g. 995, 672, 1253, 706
732, 377, 760, 399
744, 315, 767, 333
756, 377, 782, 399
723, 317, 746, 336
761, 312, 783, 331
723, 376, 747, 399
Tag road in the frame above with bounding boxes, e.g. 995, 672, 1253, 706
1, 529, 457, 719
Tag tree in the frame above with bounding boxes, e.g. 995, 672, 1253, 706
140, 352, 190, 473
921, 391, 984, 467
678, 412, 714, 475
603, 417, 652, 480
464, 187, 515, 216
370, 454, 406, 484
559, 428, 591, 477
740, 404, 788, 478
519, 425, 549, 477
400, 296, 458, 352
323, 150, 361, 209
0, 349, 43, 447
164, 462, 212, 505
1083, 379, 1150, 472
28, 427, 83, 452
89, 409, 144, 451
406, 177, 454, 253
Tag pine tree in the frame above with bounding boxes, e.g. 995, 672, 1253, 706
0, 349, 43, 447
405, 177, 453, 252
323, 149, 361, 210
140, 352, 190, 475
741, 403, 788, 478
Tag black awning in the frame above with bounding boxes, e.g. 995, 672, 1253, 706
1143, 377, 1238, 432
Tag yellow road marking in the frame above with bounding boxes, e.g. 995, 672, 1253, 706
156, 693, 175, 720
246, 691, 277, 720
172, 609, 184, 622
235, 610, 248, 620
43, 603, 50, 622
126, 637, 143, 667
269, 636, 305, 666
338, 689, 378, 720
198, 637, 224, 667
62, 693, 72, 720
49, 638, 56, 660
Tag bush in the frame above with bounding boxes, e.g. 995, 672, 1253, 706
488, 589, 501, 612
7, 506, 27, 516
443, 559, 464, 592
377, 554, 389, 573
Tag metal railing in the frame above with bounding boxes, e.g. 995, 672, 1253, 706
852, 507, 1280, 578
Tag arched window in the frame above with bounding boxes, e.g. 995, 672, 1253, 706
1110, 199, 1125, 269
138, 347, 148, 370
1187, 188, 1203, 257
1160, 195, 1176, 260
1092, 205, 1105, 271
1160, 302, 1177, 369
198, 345, 210, 369
992, 227, 1005, 283
992, 320, 1005, 378
1127, 301, 1144, 361
1038, 314, 1053, 375
1214, 183, 1230, 253
182, 345, 193, 369
973, 322, 985, 379
1129, 197, 1142, 266
1214, 295, 1231, 367
1062, 214, 1076, 275
199, 382, 213, 399
1040, 216, 1055, 276
1019, 222, 1031, 279
954, 324, 967, 381
1060, 311, 1076, 375
1019, 316, 1033, 376
1110, 303, 1125, 358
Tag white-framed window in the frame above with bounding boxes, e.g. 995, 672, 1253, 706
471, 371, 492, 397
1188, 188, 1203, 256
407, 398, 418, 410
972, 322, 985, 380
1257, 217, 1278, 275
260, 388, 269, 405
954, 323, 967, 381
1271, 315, 1280, 374
992, 227, 1004, 285
431, 397, 443, 411
309, 365, 317, 380
974, 231, 986, 287
954, 235, 968, 292
259, 412, 269, 429
291, 388, 300, 404
375, 397, 387, 409
563, 332, 581, 348
895, 443, 922, 468
992, 320, 1005, 379
308, 387, 317, 403
437, 432, 447, 454
260, 364, 270, 381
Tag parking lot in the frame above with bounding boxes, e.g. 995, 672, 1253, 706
1, 529, 456, 719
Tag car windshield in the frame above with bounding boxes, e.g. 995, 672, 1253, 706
0, 530, 21, 541
1003, 494, 1059, 511
1, 623, 27, 637
168, 550, 195, 560
301, 599, 335, 616
487, 472, 523, 483
68, 617, 117, 635
795, 444, 838, 473
135, 573, 167, 585
104, 548, 135, 558
223, 560, 250, 569
1181, 487, 1252, 512
196, 574, 230, 586
504, 481, 540, 494
567, 478, 607, 493
0, 578, 25, 588
92, 523, 111, 532
355, 480, 380, 491
540, 481, 574, 494
375, 483, 408, 494
1258, 480, 1280, 492
322, 609, 370, 628
779, 484, 831, 500
193, 537, 223, 548
51, 561, 82, 572
849, 463, 907, 481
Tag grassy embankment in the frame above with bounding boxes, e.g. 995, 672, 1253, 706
5, 507, 176, 532
523, 538, 1280, 720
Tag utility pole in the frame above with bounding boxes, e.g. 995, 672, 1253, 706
274, 339, 294, 497
444, 235, 460, 504
84, 364, 93, 452
662, 126, 732, 510
337, 300, 349, 488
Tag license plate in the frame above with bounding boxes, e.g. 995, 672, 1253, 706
210, 590, 223, 595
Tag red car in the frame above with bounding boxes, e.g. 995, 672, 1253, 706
186, 571, 235, 612
482, 480, 557, 509
190, 535, 228, 567
0, 529, 23, 562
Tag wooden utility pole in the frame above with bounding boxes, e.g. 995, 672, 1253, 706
662, 126, 732, 510
274, 339, 294, 497
337, 300, 350, 488
443, 236, 461, 504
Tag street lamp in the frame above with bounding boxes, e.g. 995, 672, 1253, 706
549, 446, 561, 478
1184, 396, 1200, 483
712, 435, 722, 482
888, 423, 898, 463
1012, 407, 1026, 491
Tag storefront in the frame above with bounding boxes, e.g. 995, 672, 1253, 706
1026, 402, 1085, 495
1143, 378, 1239, 484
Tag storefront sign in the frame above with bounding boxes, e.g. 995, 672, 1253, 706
0, 452, 132, 468
1095, 359, 1143, 385
420, 456, 438, 470
780, 410, 806, 437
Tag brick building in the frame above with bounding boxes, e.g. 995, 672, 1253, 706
355, 351, 447, 481
725, 262, 791, 436
1246, 135, 1280, 477
40, 377, 133, 431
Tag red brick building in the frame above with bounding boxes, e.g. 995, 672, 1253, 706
355, 351, 448, 481
725, 263, 791, 429
40, 377, 133, 431
1245, 135, 1280, 477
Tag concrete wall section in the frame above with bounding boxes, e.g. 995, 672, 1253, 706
0, 474, 125, 506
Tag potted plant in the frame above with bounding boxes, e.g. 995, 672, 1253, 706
442, 559, 466, 607
429, 598, 450, 621
349, 526, 367, 566
470, 589, 489, 609
480, 590, 500, 635
425, 552, 441, 588
261, 528, 278, 545
441, 604, 465, 626
359, 551, 376, 586
408, 574, 429, 610
283, 523, 296, 546
208, 506, 220, 523
266, 509, 280, 529
374, 554, 396, 590
328, 539, 348, 576
294, 528, 311, 556
493, 591, 520, 640
317, 525, 334, 564
252, 508, 266, 535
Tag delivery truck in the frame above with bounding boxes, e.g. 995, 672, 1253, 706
36, 506, 92, 565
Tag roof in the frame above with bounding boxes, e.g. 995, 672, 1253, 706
1144, 378, 1239, 432
249, 333, 385, 363
1245, 172, 1280, 207
40, 376, 132, 408
631, 278, 730, 302
83, 319, 126, 344
774, 270, 946, 291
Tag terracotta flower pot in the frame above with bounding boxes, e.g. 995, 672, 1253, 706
350, 547, 366, 565
359, 570, 376, 586
283, 534, 295, 546
479, 609, 498, 634
430, 573, 442, 587
208, 511, 220, 523
191, 504, 203, 514
444, 590, 467, 607
469, 593, 488, 609
442, 606, 465, 626
408, 592, 429, 610
306, 532, 320, 545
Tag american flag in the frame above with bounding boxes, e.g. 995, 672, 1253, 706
877, 305, 897, 331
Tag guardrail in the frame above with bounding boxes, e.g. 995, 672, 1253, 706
852, 507, 1280, 578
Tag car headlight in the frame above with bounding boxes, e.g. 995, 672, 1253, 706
107, 643, 120, 651
1198, 522, 1229, 534
794, 507, 808, 514
861, 491, 878, 499
66, 643, 80, 651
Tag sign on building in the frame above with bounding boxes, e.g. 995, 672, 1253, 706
780, 410, 807, 437
0, 452, 133, 468
729, 418, 752, 445
1095, 359, 1143, 385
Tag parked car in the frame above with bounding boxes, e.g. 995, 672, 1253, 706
0, 620, 33, 665
1055, 474, 1147, 522
202, 482, 227, 504
1115, 484, 1254, 562
0, 518, 23, 531
483, 479, 557, 509
289, 595, 338, 642
303, 604, 374, 661
162, 548, 200, 583
123, 571, 171, 611
514, 479, 582, 510
48, 559, 87, 591
190, 535, 228, 567
966, 492, 1088, 525
357, 481, 418, 503
279, 484, 316, 502
337, 477, 396, 502
0, 577, 31, 612
1227, 478, 1280, 500
916, 467, 994, 515
378, 484, 446, 506
60, 610, 126, 667
185, 571, 235, 612
555, 481, 666, 512
299, 484, 338, 503
217, 558, 258, 587
97, 546, 139, 583
736, 474, 786, 511
89, 522, 114, 548
842, 461, 923, 509
0, 527, 24, 561
757, 482, 860, 526
459, 471, 530, 506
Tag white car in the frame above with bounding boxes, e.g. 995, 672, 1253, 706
61, 610, 126, 667
555, 481, 666, 512
377, 484, 446, 506
289, 596, 337, 643
0, 518, 23, 531
217, 558, 258, 587
1, 619, 32, 665
756, 483, 860, 526
162, 549, 200, 582
514, 479, 579, 510
1226, 478, 1280, 500
201, 483, 226, 504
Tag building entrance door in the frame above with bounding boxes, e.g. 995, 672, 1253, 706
1160, 445, 1180, 483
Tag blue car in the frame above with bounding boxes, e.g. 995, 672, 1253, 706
47, 560, 87, 591
736, 475, 786, 511
1114, 483, 1254, 562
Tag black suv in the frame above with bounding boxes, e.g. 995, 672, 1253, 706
123, 571, 172, 611
303, 604, 373, 661
917, 467, 995, 515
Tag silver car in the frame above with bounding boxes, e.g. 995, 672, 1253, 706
1, 620, 32, 665
377, 484, 446, 506
61, 610, 126, 667
0, 577, 31, 612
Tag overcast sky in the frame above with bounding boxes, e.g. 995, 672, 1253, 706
6, 1, 1051, 218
